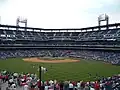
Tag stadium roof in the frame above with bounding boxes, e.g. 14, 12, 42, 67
0, 23, 120, 32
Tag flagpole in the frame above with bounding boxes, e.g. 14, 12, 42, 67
39, 66, 41, 90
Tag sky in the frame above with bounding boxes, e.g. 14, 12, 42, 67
0, 0, 120, 29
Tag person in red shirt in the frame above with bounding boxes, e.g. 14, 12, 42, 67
94, 81, 100, 90
23, 75, 27, 81
37, 80, 41, 89
0, 74, 3, 79
72, 81, 76, 86
4, 75, 8, 83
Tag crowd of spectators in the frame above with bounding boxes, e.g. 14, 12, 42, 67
0, 70, 120, 90
70, 50, 120, 65
0, 49, 120, 65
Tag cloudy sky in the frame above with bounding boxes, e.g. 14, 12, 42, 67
0, 0, 120, 29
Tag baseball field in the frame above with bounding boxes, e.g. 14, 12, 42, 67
0, 57, 120, 81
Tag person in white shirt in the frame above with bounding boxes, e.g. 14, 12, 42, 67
24, 84, 29, 90
90, 87, 95, 90
9, 78, 13, 83
69, 82, 73, 90
9, 83, 16, 90
77, 81, 81, 90
8, 78, 14, 87
45, 85, 49, 90
49, 80, 53, 86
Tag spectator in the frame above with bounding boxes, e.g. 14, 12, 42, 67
69, 82, 73, 90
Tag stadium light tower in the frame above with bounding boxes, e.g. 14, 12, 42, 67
16, 16, 27, 31
98, 14, 109, 30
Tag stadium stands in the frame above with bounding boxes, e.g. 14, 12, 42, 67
0, 23, 120, 66
0, 49, 120, 65
0, 24, 120, 42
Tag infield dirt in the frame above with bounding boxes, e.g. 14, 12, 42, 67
23, 57, 80, 63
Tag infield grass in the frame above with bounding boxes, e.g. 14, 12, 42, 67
0, 58, 120, 81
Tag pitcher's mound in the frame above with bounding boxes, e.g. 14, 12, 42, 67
23, 58, 79, 63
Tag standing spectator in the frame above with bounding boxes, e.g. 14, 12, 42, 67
104, 81, 112, 90
69, 82, 73, 90
80, 81, 85, 90
84, 84, 90, 90
9, 83, 16, 90
77, 81, 81, 90
55, 82, 60, 90
94, 81, 100, 90
59, 81, 64, 90
44, 82, 49, 90
64, 81, 69, 90
24, 84, 29, 90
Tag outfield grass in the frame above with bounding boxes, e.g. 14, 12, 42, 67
0, 58, 120, 81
